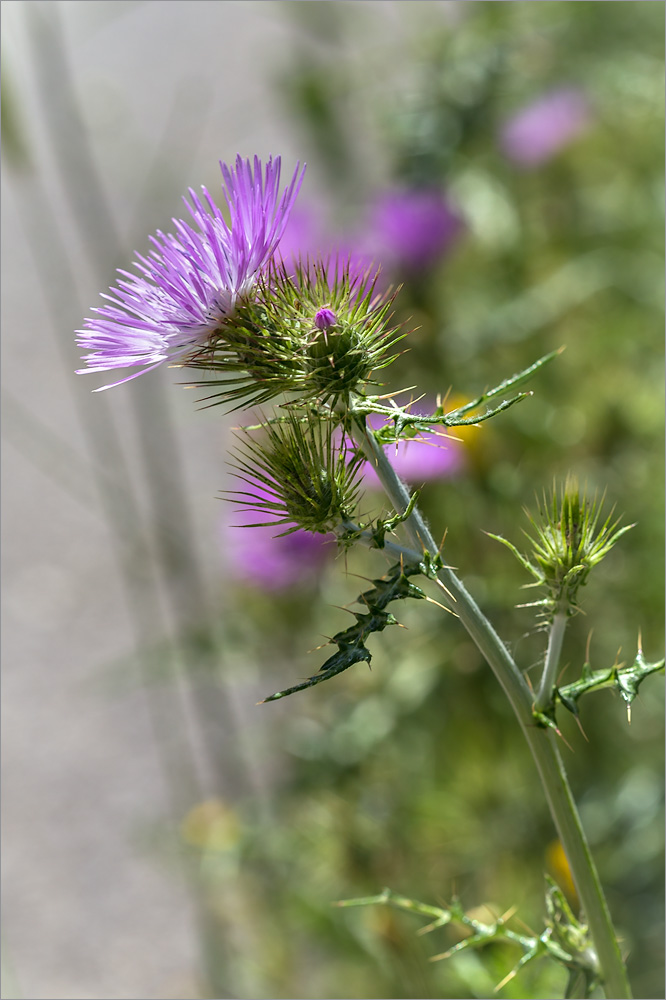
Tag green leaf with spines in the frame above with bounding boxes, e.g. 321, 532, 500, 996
350, 348, 562, 441
261, 559, 432, 702
553, 644, 664, 718
368, 490, 421, 549
335, 877, 600, 996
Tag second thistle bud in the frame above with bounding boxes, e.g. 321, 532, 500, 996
229, 411, 363, 535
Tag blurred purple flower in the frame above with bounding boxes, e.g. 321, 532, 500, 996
77, 155, 305, 389
362, 416, 465, 488
221, 499, 333, 590
274, 204, 323, 273
277, 203, 375, 283
500, 88, 591, 167
365, 188, 463, 274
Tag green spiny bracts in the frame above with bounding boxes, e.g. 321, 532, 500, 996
272, 257, 405, 405
184, 293, 307, 410
229, 410, 363, 535
188, 258, 405, 410
261, 560, 428, 701
488, 476, 633, 621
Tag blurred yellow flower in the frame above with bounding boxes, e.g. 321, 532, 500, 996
546, 838, 579, 908
180, 798, 241, 853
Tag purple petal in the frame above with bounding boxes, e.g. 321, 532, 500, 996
77, 156, 305, 387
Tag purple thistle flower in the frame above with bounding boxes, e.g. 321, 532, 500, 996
365, 188, 463, 274
77, 155, 305, 389
499, 88, 591, 167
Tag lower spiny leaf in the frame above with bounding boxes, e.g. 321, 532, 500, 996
261, 561, 426, 702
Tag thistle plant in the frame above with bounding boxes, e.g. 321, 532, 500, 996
79, 154, 663, 1000
490, 478, 634, 622
488, 480, 637, 720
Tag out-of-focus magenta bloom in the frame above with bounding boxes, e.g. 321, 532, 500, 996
221, 498, 333, 590
499, 88, 591, 167
275, 187, 462, 287
362, 416, 465, 488
277, 204, 375, 284
365, 189, 463, 274
77, 155, 305, 389
274, 205, 323, 273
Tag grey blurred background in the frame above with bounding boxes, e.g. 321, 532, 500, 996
2, 3, 318, 997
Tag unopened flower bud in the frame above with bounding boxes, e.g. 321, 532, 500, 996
229, 411, 363, 536
489, 476, 633, 618
314, 307, 337, 330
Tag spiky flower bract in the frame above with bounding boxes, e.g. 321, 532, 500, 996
187, 258, 405, 410
229, 410, 364, 536
77, 155, 305, 389
491, 476, 633, 618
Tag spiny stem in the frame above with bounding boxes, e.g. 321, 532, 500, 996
536, 610, 569, 712
350, 412, 530, 710
349, 410, 631, 1000
335, 520, 422, 564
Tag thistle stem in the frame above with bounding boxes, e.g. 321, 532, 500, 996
336, 519, 427, 564
536, 610, 569, 712
350, 413, 631, 999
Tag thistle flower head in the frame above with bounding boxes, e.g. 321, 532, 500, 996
77, 155, 305, 389
294, 259, 403, 403
229, 411, 363, 536
493, 476, 634, 617
190, 257, 404, 410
